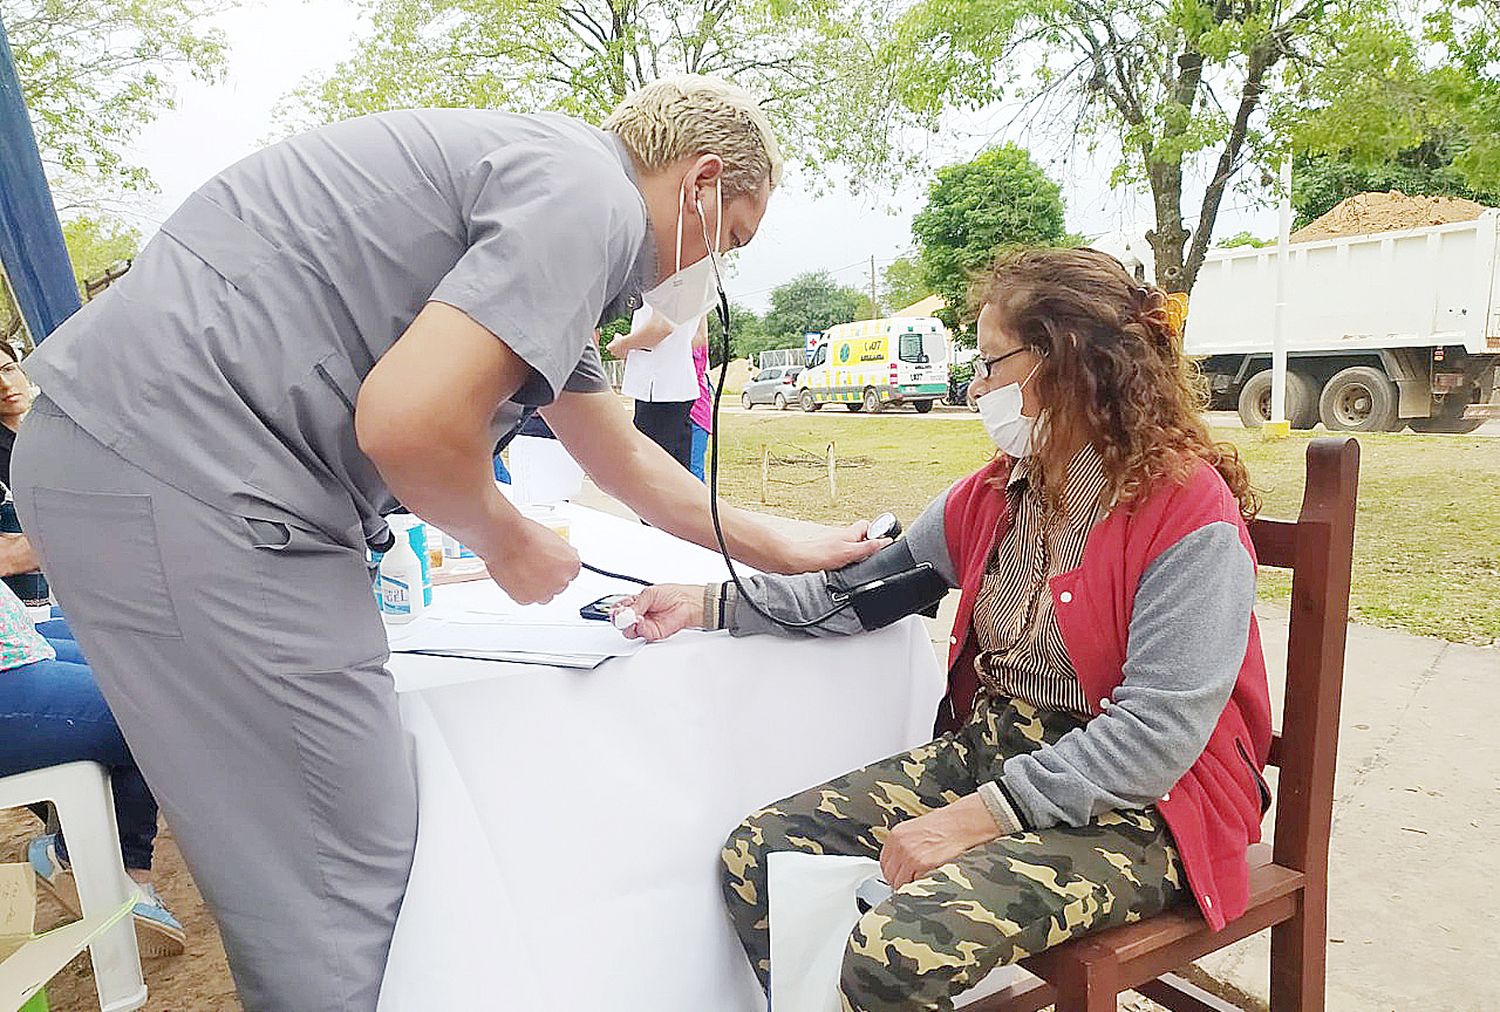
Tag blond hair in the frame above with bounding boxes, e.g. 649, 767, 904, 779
604, 75, 783, 197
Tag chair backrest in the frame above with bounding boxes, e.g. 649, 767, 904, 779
1245, 436, 1360, 878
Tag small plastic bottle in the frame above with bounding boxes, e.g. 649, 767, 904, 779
442, 533, 477, 561
380, 518, 426, 624
406, 520, 434, 606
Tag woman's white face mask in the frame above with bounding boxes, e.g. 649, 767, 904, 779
642, 176, 723, 327
975, 362, 1041, 457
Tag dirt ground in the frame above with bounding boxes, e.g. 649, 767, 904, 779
0, 808, 241, 1011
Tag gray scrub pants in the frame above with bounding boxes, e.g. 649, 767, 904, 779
13, 398, 416, 1012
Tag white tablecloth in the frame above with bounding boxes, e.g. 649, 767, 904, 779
378, 505, 946, 1011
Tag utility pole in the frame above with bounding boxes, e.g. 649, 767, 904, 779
869, 255, 878, 319
1267, 155, 1293, 439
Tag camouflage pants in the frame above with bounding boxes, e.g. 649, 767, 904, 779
720, 695, 1186, 1011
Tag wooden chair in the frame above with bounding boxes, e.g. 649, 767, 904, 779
962, 436, 1361, 1012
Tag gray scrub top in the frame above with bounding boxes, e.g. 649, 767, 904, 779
27, 109, 653, 548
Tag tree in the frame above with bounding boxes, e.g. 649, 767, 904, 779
761, 272, 863, 340
881, 256, 930, 314
2, 0, 228, 203
278, 0, 921, 189
886, 0, 1408, 293
704, 301, 784, 363
910, 144, 1068, 333
1424, 0, 1500, 192
61, 215, 140, 291
1216, 231, 1271, 249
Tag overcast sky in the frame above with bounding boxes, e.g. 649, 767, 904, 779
119, 0, 1280, 312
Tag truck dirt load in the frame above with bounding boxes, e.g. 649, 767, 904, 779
1290, 191, 1489, 244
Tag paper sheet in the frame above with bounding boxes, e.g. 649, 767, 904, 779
767, 852, 1034, 1010
768, 853, 881, 1012
386, 611, 643, 667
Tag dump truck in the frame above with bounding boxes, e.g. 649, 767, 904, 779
1182, 209, 1500, 432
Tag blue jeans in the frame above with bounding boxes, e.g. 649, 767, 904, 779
690, 423, 709, 483
0, 633, 159, 870
36, 617, 83, 663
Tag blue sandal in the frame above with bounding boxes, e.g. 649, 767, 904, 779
28, 833, 187, 957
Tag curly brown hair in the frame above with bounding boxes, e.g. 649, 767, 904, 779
969, 246, 1259, 519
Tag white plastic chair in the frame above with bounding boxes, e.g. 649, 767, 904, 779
0, 761, 147, 1012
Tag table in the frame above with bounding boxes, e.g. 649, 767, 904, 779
378, 504, 946, 1011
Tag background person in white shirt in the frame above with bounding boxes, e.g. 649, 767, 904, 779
609, 307, 707, 470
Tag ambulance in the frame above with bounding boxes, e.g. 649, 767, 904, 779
795, 317, 950, 413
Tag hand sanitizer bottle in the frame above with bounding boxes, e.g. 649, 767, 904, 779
380, 517, 425, 624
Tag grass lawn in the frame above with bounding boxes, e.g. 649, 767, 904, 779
711, 409, 1500, 644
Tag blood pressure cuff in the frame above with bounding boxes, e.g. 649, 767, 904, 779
828, 540, 950, 631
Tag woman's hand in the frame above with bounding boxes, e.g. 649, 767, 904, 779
771, 520, 890, 575
618, 584, 707, 642
879, 794, 1001, 889
605, 334, 633, 358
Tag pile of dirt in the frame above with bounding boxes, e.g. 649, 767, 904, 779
1290, 190, 1490, 243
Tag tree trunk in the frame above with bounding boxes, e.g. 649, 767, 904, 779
1144, 157, 1190, 293
1182, 46, 1274, 293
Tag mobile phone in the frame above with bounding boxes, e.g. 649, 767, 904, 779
579, 594, 631, 622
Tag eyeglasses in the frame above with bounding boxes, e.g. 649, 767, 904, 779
972, 346, 1030, 382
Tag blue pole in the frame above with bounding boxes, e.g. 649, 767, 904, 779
0, 13, 81, 344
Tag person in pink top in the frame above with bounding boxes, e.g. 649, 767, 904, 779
688, 338, 714, 481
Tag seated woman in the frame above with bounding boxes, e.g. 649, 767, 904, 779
0, 589, 187, 957
622, 247, 1270, 1010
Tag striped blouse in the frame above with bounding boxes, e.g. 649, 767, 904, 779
972, 444, 1113, 717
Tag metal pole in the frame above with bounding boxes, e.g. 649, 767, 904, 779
0, 13, 81, 344
869, 255, 877, 319
1269, 155, 1293, 429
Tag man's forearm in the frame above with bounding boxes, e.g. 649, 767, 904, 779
357, 301, 533, 553
595, 435, 789, 571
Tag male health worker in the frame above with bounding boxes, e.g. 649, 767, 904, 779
12, 76, 884, 1011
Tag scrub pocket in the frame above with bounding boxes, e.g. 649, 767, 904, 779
28, 488, 182, 638
240, 515, 390, 672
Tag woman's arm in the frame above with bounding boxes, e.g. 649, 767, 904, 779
622, 488, 960, 641
606, 309, 674, 357
876, 520, 1256, 887
0, 534, 40, 577
981, 522, 1256, 834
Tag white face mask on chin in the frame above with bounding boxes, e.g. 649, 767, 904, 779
975, 362, 1040, 457
641, 176, 723, 328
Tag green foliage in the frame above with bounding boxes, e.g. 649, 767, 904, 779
61, 215, 140, 292
1426, 0, 1500, 192
761, 272, 864, 341
910, 144, 1067, 334
1216, 231, 1271, 248
708, 302, 790, 364
0, 214, 139, 346
883, 0, 1413, 292
3, 0, 228, 200
881, 256, 930, 313
1291, 147, 1500, 229
1281, 2, 1500, 206
1277, 18, 1432, 168
277, 0, 925, 190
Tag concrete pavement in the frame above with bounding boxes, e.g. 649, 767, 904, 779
575, 482, 1498, 1010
